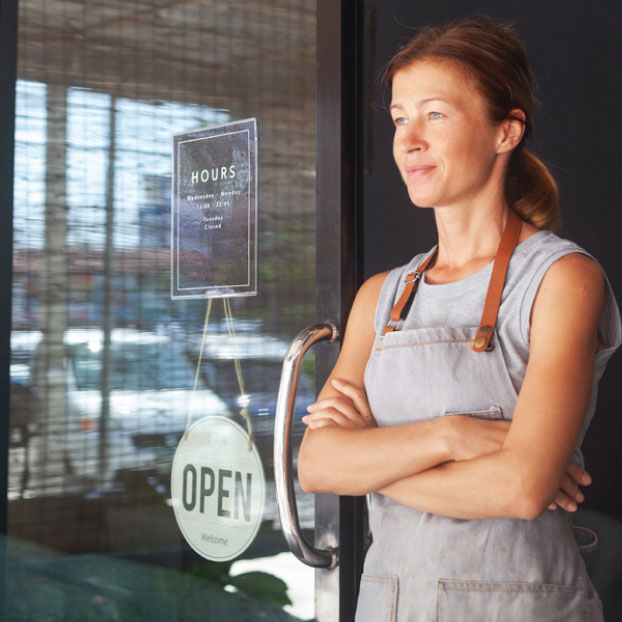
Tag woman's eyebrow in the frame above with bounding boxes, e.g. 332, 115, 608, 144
419, 97, 449, 106
389, 97, 451, 111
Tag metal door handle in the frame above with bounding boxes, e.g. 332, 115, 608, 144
274, 321, 339, 569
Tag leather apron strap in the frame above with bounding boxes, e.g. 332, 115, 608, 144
472, 209, 522, 351
383, 246, 439, 335
383, 209, 523, 353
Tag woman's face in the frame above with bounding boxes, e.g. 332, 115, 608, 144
390, 60, 505, 210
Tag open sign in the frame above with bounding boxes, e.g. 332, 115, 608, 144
181, 465, 253, 521
171, 416, 265, 561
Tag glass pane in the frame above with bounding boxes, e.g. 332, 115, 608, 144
10, 1, 316, 620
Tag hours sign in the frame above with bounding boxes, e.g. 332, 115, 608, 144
171, 118, 257, 299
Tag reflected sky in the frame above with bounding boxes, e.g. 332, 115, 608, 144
15, 80, 230, 250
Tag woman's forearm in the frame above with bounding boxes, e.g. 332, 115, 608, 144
298, 418, 452, 496
379, 448, 548, 520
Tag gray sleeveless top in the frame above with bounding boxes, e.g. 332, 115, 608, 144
373, 230, 621, 462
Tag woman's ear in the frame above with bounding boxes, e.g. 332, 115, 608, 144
496, 108, 526, 154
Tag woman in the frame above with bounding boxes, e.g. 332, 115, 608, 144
298, 17, 621, 622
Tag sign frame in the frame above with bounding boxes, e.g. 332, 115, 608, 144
171, 118, 258, 299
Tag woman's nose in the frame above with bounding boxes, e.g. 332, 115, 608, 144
396, 122, 426, 153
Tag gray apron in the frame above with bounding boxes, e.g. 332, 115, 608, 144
357, 213, 604, 621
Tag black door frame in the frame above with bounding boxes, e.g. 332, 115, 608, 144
0, 0, 18, 618
316, 1, 366, 620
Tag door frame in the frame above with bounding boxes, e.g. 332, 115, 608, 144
316, 1, 366, 620
0, 0, 18, 618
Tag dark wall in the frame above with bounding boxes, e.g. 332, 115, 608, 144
362, 1, 622, 518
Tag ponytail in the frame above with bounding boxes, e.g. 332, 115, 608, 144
506, 149, 560, 232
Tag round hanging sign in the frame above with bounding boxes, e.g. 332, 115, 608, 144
171, 416, 265, 561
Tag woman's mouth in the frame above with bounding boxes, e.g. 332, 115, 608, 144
406, 165, 436, 179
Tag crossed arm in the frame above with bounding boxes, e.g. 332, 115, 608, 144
297, 253, 604, 520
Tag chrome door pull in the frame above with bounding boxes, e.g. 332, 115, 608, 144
274, 321, 339, 569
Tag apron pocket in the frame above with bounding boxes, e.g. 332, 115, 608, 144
356, 573, 399, 622
437, 579, 586, 622
442, 405, 503, 420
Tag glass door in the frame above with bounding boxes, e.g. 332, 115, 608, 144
3, 0, 365, 620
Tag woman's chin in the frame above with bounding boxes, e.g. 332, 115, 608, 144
405, 183, 441, 207
407, 193, 436, 209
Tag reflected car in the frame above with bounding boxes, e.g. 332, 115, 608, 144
28, 328, 231, 493
9, 362, 40, 439
8, 363, 41, 498
186, 333, 316, 468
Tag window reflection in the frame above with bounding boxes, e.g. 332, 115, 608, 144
70, 338, 198, 391
13, 81, 46, 254
9, 0, 317, 618
12, 82, 236, 497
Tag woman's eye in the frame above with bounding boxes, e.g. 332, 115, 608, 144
393, 117, 408, 126
428, 111, 444, 120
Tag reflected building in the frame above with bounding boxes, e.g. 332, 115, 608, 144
139, 174, 171, 249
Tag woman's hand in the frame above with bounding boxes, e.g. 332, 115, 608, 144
443, 414, 511, 461
443, 414, 591, 513
547, 461, 592, 512
302, 378, 377, 430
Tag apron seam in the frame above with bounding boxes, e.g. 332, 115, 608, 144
375, 338, 474, 352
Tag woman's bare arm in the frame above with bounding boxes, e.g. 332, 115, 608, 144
378, 253, 603, 519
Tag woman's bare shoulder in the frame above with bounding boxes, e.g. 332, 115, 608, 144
348, 271, 392, 324
338, 271, 392, 345
358, 270, 392, 300
538, 252, 603, 299
530, 252, 604, 355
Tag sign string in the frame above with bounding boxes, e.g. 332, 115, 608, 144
183, 296, 254, 452
184, 297, 213, 440
223, 297, 254, 452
